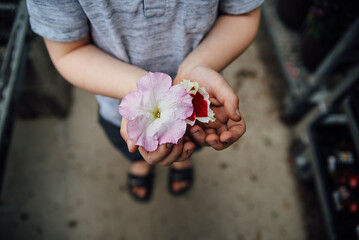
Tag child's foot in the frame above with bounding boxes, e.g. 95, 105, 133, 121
128, 161, 152, 200
169, 159, 193, 195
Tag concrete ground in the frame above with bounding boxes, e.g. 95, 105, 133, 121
1, 28, 326, 240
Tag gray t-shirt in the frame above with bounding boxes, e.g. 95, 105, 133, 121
27, 0, 263, 126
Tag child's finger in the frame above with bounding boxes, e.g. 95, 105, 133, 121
219, 131, 234, 143
190, 125, 208, 146
223, 93, 242, 122
206, 133, 230, 150
205, 133, 220, 148
126, 139, 138, 153
209, 97, 221, 106
139, 143, 173, 165
222, 118, 246, 143
211, 81, 240, 122
120, 118, 129, 141
158, 139, 184, 166
216, 123, 229, 136
120, 118, 138, 152
205, 128, 216, 135
178, 140, 196, 162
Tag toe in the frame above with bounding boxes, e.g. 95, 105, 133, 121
132, 187, 147, 199
136, 187, 146, 198
172, 181, 189, 193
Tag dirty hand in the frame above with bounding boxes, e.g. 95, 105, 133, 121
120, 118, 195, 166
174, 65, 246, 150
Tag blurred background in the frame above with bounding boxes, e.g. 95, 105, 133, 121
0, 0, 358, 239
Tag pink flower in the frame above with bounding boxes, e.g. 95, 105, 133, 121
119, 72, 193, 152
179, 80, 215, 126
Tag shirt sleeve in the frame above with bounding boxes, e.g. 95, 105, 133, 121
26, 0, 89, 42
219, 0, 264, 15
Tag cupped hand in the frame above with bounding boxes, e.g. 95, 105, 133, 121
174, 65, 246, 150
189, 105, 246, 150
120, 118, 195, 166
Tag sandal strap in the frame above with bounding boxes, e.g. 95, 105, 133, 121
170, 168, 193, 182
127, 173, 153, 187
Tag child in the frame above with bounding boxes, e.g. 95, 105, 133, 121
26, 0, 263, 201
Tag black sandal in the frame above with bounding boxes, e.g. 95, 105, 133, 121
168, 167, 194, 196
127, 171, 154, 202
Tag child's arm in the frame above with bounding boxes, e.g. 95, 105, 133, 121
44, 36, 147, 99
44, 35, 195, 166
174, 6, 262, 150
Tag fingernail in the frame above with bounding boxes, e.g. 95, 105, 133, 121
187, 149, 193, 155
127, 139, 133, 151
192, 130, 199, 136
236, 109, 241, 118
166, 143, 173, 148
209, 141, 218, 146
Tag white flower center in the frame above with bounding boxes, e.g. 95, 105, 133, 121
152, 106, 161, 119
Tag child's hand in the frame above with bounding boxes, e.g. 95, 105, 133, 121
120, 118, 195, 166
174, 65, 246, 150
190, 105, 246, 150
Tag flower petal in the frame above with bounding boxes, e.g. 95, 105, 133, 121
158, 85, 193, 120
179, 79, 216, 125
196, 87, 215, 123
121, 73, 197, 152
153, 118, 187, 145
185, 118, 196, 126
137, 72, 173, 114
137, 72, 172, 96
119, 91, 146, 120
127, 115, 159, 152
191, 91, 208, 118
179, 79, 199, 95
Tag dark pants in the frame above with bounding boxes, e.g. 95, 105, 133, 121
98, 115, 143, 162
